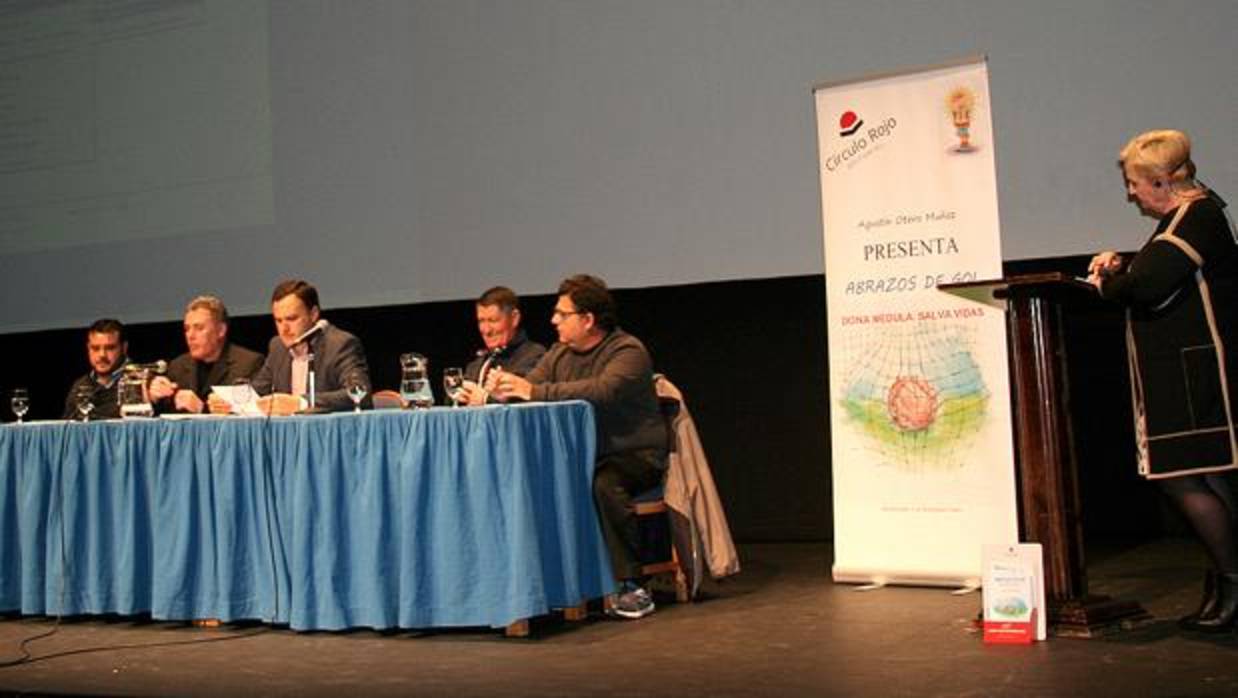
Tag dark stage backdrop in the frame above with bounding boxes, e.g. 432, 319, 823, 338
0, 260, 1170, 542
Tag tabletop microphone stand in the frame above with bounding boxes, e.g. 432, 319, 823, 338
307, 351, 316, 410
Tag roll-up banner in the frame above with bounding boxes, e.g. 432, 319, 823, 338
814, 56, 1018, 586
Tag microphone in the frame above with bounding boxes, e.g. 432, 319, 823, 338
476, 345, 505, 387
291, 319, 329, 347
124, 360, 168, 374
288, 319, 329, 409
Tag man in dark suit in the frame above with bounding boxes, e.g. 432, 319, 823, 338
250, 279, 370, 413
148, 295, 264, 414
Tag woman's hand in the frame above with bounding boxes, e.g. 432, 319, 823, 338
1087, 251, 1123, 288
1088, 251, 1122, 276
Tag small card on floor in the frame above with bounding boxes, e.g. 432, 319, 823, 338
981, 543, 1045, 644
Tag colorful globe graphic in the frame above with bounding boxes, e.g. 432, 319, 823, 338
838, 321, 989, 470
887, 376, 938, 431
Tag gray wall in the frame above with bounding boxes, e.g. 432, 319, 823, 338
1, 0, 1235, 333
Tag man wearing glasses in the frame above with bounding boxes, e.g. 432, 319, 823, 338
488, 274, 667, 620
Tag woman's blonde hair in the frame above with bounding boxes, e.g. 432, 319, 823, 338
1119, 129, 1200, 193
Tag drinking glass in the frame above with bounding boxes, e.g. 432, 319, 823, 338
443, 368, 464, 407
11, 388, 29, 423
231, 378, 255, 414
74, 384, 96, 422
346, 375, 368, 414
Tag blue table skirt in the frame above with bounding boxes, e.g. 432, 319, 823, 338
0, 402, 614, 630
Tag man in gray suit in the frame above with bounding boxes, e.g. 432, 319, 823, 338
250, 279, 370, 413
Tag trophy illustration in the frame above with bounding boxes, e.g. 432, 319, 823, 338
946, 87, 977, 152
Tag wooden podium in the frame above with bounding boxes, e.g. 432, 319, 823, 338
942, 273, 1149, 637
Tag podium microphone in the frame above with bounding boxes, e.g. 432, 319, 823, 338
124, 360, 167, 374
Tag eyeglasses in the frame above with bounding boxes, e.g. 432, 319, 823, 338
552, 309, 586, 321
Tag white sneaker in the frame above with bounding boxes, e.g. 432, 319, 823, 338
608, 584, 655, 620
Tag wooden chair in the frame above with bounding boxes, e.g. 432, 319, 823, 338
632, 484, 694, 603
630, 392, 700, 603
601, 392, 696, 616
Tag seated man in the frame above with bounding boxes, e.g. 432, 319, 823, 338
488, 274, 667, 620
61, 318, 129, 420
460, 286, 546, 405
148, 295, 264, 414
249, 279, 370, 413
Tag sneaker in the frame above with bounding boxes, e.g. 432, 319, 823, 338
608, 583, 655, 620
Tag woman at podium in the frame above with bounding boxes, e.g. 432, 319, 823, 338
1088, 129, 1238, 633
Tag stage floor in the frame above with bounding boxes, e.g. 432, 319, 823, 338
2, 539, 1236, 697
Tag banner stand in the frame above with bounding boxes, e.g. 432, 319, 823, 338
815, 56, 1018, 587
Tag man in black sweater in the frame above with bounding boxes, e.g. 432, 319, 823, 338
488, 274, 666, 620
